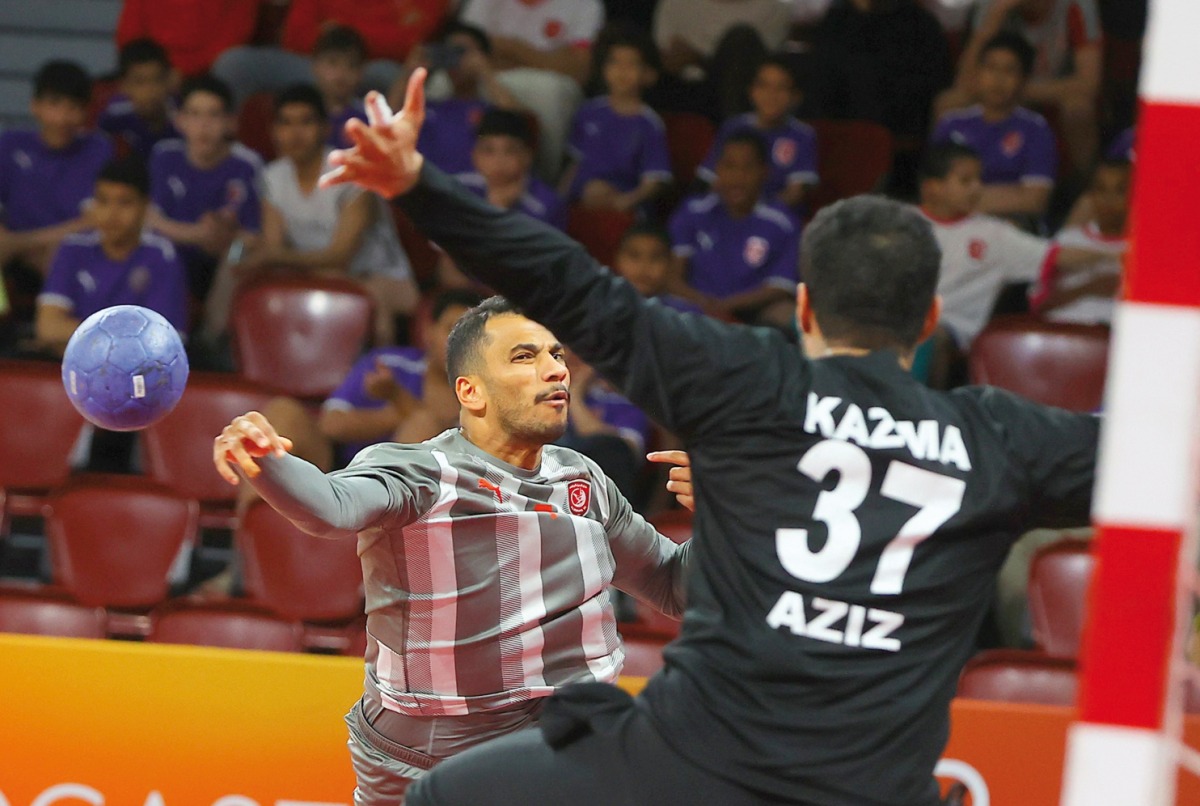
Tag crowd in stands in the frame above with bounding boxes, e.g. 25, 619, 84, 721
0, 0, 1144, 649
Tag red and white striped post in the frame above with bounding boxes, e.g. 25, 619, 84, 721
1060, 1, 1200, 803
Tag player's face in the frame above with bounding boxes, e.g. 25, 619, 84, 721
750, 64, 796, 124
603, 45, 649, 98
714, 142, 767, 213
616, 234, 671, 297
313, 52, 363, 104
941, 157, 983, 217
273, 103, 328, 162
31, 94, 86, 150
176, 91, 232, 155
1090, 166, 1130, 235
92, 180, 148, 247
122, 62, 171, 119
473, 135, 531, 187
479, 314, 570, 444
976, 48, 1024, 109
426, 304, 472, 371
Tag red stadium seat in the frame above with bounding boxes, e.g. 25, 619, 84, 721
236, 500, 364, 625
236, 91, 276, 162
649, 508, 693, 546
141, 372, 273, 528
0, 360, 86, 531
567, 206, 636, 268
957, 649, 1077, 706
662, 111, 716, 188
43, 476, 199, 619
807, 119, 894, 215
1028, 538, 1094, 659
148, 600, 304, 652
621, 634, 670, 677
0, 589, 107, 639
968, 316, 1110, 412
230, 275, 373, 400
392, 208, 443, 289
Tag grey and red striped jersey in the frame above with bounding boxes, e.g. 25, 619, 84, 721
316, 429, 689, 717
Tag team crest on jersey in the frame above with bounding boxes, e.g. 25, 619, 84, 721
127, 266, 151, 294
567, 480, 591, 516
1001, 130, 1024, 157
773, 138, 796, 166
744, 236, 769, 267
225, 179, 247, 208
968, 239, 987, 260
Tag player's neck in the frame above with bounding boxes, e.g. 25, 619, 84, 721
607, 92, 642, 115
293, 151, 325, 189
100, 232, 140, 262
980, 102, 1016, 123
755, 111, 786, 129
461, 424, 543, 471
919, 202, 970, 224
187, 141, 230, 170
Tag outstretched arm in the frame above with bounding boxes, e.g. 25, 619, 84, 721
320, 72, 797, 441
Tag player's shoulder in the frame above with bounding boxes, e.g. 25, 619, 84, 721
636, 103, 666, 130
783, 116, 816, 140
138, 230, 178, 262
579, 96, 610, 116
454, 171, 487, 191
718, 112, 757, 136
752, 200, 799, 233
1011, 106, 1051, 130
262, 156, 291, 183
101, 94, 135, 118
937, 104, 984, 128
0, 127, 37, 151
59, 230, 103, 251
228, 142, 265, 172
149, 137, 186, 165
541, 443, 609, 488
367, 345, 426, 376
683, 192, 721, 215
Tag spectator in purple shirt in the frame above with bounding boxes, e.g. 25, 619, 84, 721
98, 39, 179, 160
312, 26, 368, 152
36, 157, 188, 353
562, 25, 671, 213
698, 55, 818, 211
0, 61, 114, 277
409, 22, 523, 177
614, 223, 704, 316
932, 32, 1058, 219
440, 110, 565, 289
667, 131, 800, 330
148, 74, 262, 300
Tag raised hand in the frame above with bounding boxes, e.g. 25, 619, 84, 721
320, 68, 429, 200
212, 411, 294, 485
647, 449, 694, 512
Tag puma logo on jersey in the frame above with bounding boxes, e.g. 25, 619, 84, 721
766, 591, 904, 652
478, 478, 503, 501
803, 393, 972, 471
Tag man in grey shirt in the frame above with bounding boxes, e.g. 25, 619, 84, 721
213, 296, 691, 805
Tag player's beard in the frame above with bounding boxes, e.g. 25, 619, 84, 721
493, 391, 568, 446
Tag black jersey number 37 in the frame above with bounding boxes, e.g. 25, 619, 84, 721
777, 439, 966, 595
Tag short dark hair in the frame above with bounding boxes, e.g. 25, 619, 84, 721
754, 54, 798, 89
440, 20, 491, 55
476, 109, 534, 149
721, 129, 769, 165
619, 222, 670, 251
918, 141, 981, 182
33, 60, 91, 105
96, 156, 150, 196
179, 74, 235, 113
432, 288, 485, 323
275, 83, 327, 120
802, 196, 941, 350
980, 32, 1036, 77
595, 21, 661, 73
314, 24, 368, 63
118, 38, 171, 76
445, 296, 525, 382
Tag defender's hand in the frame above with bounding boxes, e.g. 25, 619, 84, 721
213, 411, 294, 485
647, 450, 694, 512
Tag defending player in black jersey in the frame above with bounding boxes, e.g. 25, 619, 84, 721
322, 72, 1099, 806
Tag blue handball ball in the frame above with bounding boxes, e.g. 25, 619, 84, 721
61, 305, 189, 431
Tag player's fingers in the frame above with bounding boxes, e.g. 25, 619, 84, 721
647, 449, 690, 467
365, 90, 394, 128
242, 411, 291, 456
667, 466, 692, 483
212, 438, 241, 486
676, 494, 695, 512
318, 162, 350, 188
279, 436, 294, 455
224, 437, 261, 478
345, 118, 390, 162
398, 68, 426, 129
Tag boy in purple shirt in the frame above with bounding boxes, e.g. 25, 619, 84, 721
614, 223, 703, 316
0, 61, 114, 276
414, 22, 522, 177
668, 131, 800, 330
36, 157, 188, 352
313, 26, 369, 152
148, 74, 262, 299
932, 32, 1057, 219
697, 56, 818, 211
98, 39, 179, 160
563, 26, 671, 212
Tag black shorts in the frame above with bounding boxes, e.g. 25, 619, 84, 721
406, 682, 788, 806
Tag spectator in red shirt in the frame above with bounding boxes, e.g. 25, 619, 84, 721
938, 0, 1103, 174
116, 0, 258, 78
212, 0, 449, 104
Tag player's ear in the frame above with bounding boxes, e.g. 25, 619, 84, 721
455, 374, 485, 414
796, 283, 815, 334
917, 295, 942, 344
